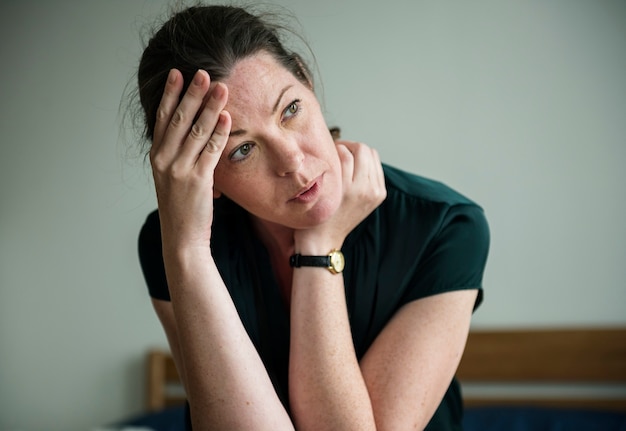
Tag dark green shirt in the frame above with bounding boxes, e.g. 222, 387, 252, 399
138, 164, 490, 430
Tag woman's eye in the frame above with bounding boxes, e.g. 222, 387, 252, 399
230, 143, 254, 161
283, 99, 301, 120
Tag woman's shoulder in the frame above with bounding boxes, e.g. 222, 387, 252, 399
382, 164, 478, 209
379, 164, 487, 233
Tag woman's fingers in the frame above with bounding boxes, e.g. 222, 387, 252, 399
336, 143, 355, 184
181, 82, 229, 165
152, 69, 212, 165
361, 145, 385, 200
152, 69, 183, 155
198, 109, 231, 173
336, 140, 386, 203
373, 148, 386, 194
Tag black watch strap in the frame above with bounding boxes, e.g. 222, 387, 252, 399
289, 249, 345, 274
289, 254, 330, 268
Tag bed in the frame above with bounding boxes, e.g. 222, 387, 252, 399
109, 327, 626, 430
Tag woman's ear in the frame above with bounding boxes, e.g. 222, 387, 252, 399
214, 189, 222, 199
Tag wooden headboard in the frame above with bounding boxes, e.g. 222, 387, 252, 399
457, 327, 626, 411
145, 327, 626, 412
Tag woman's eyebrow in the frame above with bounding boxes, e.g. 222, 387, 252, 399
272, 85, 293, 114
229, 129, 247, 137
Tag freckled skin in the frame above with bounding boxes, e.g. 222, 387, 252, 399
212, 52, 343, 231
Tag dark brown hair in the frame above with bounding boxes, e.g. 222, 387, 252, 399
136, 5, 313, 142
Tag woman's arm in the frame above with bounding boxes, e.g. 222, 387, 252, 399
150, 69, 293, 431
360, 289, 477, 430
288, 142, 480, 430
289, 268, 376, 431
289, 258, 477, 431
290, 280, 477, 431
288, 142, 383, 431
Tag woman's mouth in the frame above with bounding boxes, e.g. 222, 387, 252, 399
289, 176, 323, 203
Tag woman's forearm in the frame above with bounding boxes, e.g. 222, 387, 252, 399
163, 247, 294, 431
289, 267, 377, 431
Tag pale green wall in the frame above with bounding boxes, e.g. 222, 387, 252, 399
1, 1, 624, 429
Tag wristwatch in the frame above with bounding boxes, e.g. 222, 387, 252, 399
289, 249, 345, 274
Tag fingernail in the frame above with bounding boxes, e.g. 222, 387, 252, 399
193, 70, 204, 85
167, 69, 176, 83
212, 83, 223, 99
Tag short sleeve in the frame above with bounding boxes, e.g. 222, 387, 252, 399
137, 210, 171, 301
402, 204, 490, 309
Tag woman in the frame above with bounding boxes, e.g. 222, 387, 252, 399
134, 5, 489, 430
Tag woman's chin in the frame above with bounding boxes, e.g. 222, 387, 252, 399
297, 200, 340, 228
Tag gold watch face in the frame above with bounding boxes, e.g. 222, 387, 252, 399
329, 250, 345, 274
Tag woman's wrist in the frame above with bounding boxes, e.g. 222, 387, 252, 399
162, 242, 215, 269
293, 232, 345, 255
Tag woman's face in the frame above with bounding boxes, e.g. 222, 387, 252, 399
213, 52, 343, 230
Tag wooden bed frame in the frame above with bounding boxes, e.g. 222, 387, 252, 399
457, 327, 626, 411
145, 327, 626, 412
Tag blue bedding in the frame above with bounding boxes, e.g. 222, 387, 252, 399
108, 405, 184, 431
110, 405, 626, 431
463, 406, 626, 431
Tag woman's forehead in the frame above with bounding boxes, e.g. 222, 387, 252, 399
219, 53, 304, 117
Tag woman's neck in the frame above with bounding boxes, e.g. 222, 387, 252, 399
250, 216, 296, 306
250, 216, 295, 261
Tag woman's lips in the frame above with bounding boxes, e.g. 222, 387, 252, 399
289, 175, 323, 203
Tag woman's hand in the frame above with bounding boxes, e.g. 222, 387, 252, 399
294, 140, 387, 252
149, 69, 231, 250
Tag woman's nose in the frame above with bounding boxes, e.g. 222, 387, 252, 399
273, 137, 305, 176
